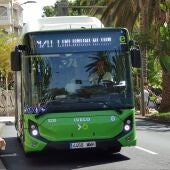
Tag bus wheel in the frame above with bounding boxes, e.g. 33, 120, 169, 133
24, 152, 34, 158
16, 132, 22, 143
17, 135, 21, 143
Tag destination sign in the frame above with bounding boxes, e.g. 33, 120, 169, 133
25, 29, 128, 54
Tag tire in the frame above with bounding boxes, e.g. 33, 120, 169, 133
17, 133, 21, 143
24, 152, 34, 158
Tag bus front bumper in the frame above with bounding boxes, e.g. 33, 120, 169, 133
23, 128, 136, 153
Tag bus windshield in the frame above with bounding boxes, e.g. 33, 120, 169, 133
23, 50, 134, 113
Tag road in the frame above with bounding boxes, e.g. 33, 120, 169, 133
0, 118, 170, 170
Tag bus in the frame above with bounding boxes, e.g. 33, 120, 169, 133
11, 16, 140, 154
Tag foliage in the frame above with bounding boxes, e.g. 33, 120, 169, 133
158, 112, 170, 118
79, 0, 108, 17
159, 25, 170, 77
151, 112, 170, 121
131, 30, 163, 90
43, 1, 70, 17
160, 26, 170, 55
42, 0, 107, 17
0, 30, 18, 89
147, 51, 162, 89
43, 6, 55, 17
153, 0, 170, 77
69, 0, 87, 16
43, 0, 75, 17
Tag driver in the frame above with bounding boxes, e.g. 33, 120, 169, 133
89, 60, 113, 85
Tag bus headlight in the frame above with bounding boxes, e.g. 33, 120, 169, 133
123, 116, 133, 132
29, 120, 39, 137
31, 129, 39, 136
124, 124, 131, 131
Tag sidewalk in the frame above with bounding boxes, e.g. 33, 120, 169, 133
135, 110, 170, 125
0, 117, 15, 170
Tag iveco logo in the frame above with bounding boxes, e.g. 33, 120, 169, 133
74, 117, 91, 122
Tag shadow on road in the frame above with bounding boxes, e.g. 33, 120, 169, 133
0, 137, 130, 170
136, 119, 170, 132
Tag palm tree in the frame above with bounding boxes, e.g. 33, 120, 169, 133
101, 0, 161, 80
157, 1, 170, 112
80, 0, 108, 17
98, 0, 170, 112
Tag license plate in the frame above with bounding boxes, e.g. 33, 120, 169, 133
70, 141, 96, 149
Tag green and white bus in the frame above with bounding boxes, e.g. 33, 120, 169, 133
11, 16, 140, 154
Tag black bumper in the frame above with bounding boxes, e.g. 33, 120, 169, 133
45, 138, 121, 150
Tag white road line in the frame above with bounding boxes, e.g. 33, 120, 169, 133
0, 153, 17, 157
135, 146, 158, 155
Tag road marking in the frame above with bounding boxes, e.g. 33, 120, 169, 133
0, 153, 17, 157
135, 146, 158, 155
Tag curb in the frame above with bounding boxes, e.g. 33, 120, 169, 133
135, 115, 170, 126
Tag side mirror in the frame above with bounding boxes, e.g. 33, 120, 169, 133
130, 47, 141, 68
11, 49, 21, 71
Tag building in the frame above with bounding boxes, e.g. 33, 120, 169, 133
0, 0, 23, 34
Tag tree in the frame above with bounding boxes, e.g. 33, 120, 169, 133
43, 0, 70, 17
42, 0, 107, 17
43, 6, 55, 17
157, 0, 170, 112
68, 0, 86, 16
99, 0, 170, 112
79, 0, 108, 17
101, 0, 161, 81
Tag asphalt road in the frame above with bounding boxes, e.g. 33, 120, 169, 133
0, 118, 170, 170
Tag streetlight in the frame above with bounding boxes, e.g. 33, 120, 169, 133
20, 1, 37, 5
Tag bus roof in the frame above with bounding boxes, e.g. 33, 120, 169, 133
23, 16, 104, 34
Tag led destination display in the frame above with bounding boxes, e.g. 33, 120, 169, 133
25, 29, 127, 54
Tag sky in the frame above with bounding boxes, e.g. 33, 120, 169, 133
18, 0, 57, 23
